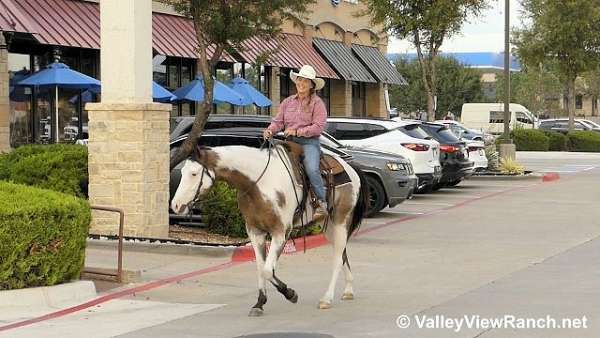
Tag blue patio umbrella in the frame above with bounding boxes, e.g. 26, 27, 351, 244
152, 81, 175, 103
171, 76, 244, 105
69, 82, 174, 103
18, 62, 101, 142
229, 77, 272, 107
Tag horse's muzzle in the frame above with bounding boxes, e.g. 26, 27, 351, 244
171, 201, 189, 215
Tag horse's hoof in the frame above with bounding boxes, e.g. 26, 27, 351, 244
248, 308, 264, 317
287, 290, 298, 303
318, 301, 332, 310
341, 293, 354, 300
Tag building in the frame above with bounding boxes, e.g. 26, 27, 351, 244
0, 0, 405, 150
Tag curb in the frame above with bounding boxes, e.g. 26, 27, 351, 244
0, 281, 96, 310
232, 234, 329, 262
468, 172, 549, 182
86, 238, 237, 257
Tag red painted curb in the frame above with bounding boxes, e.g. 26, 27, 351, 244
232, 233, 328, 262
542, 172, 560, 182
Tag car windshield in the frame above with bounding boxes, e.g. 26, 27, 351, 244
398, 124, 431, 139
423, 125, 461, 143
585, 120, 600, 128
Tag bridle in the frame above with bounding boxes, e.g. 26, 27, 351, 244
185, 164, 216, 215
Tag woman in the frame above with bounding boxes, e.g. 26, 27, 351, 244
263, 65, 328, 220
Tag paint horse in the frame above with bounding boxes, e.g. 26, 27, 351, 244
171, 143, 369, 316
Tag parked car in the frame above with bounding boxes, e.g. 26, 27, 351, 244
170, 117, 417, 216
418, 122, 474, 188
434, 119, 495, 144
325, 117, 442, 192
580, 119, 600, 130
538, 119, 597, 134
464, 139, 488, 172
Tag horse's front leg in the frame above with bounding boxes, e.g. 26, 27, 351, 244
262, 232, 298, 304
247, 226, 268, 317
320, 224, 348, 309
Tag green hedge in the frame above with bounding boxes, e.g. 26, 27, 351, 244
510, 129, 549, 151
198, 181, 247, 238
543, 131, 569, 151
0, 144, 88, 197
568, 131, 600, 152
0, 181, 91, 290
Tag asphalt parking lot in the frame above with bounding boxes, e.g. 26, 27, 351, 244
2, 152, 600, 338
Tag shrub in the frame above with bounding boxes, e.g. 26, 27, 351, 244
543, 131, 569, 151
567, 131, 600, 152
0, 181, 91, 290
0, 144, 88, 197
499, 157, 525, 175
510, 129, 549, 151
198, 181, 247, 238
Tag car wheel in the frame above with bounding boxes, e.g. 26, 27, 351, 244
446, 179, 462, 187
365, 175, 386, 217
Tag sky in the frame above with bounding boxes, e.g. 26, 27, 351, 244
387, 0, 524, 54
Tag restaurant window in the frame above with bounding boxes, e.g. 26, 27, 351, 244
165, 56, 195, 117
215, 63, 234, 115
575, 95, 583, 110
280, 68, 296, 101
352, 81, 366, 117
243, 64, 270, 116
8, 53, 33, 147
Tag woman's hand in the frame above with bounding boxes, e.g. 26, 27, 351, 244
263, 129, 273, 140
284, 129, 298, 137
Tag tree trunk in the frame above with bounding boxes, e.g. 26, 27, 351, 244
567, 77, 576, 131
413, 31, 436, 121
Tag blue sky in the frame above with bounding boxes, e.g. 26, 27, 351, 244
388, 0, 524, 54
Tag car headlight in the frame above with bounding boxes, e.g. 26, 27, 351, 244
386, 162, 407, 172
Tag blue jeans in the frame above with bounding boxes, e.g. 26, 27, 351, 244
291, 136, 326, 202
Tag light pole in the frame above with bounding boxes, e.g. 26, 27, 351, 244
500, 0, 516, 160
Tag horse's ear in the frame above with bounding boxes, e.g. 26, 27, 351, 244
192, 145, 215, 166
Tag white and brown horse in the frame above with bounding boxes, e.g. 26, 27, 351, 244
171, 144, 369, 316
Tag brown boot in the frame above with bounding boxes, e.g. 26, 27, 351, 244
313, 200, 328, 222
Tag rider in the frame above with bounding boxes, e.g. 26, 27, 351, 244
263, 65, 328, 221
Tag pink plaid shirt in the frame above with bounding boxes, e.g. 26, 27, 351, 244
267, 94, 327, 138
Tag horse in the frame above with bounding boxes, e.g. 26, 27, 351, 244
171, 143, 369, 316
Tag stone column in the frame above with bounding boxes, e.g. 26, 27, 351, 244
330, 79, 352, 117
86, 0, 170, 238
366, 82, 387, 118
269, 66, 281, 116
0, 33, 10, 153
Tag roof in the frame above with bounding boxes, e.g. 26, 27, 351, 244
280, 34, 339, 79
10, 0, 234, 60
352, 44, 406, 85
313, 38, 376, 83
390, 52, 521, 71
0, 0, 37, 34
236, 35, 303, 69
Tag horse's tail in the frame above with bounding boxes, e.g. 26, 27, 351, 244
347, 163, 370, 240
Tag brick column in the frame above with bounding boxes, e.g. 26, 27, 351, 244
0, 33, 10, 153
269, 66, 281, 116
86, 103, 171, 237
330, 79, 352, 117
366, 82, 387, 118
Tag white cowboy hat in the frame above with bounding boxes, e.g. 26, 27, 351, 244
290, 65, 325, 91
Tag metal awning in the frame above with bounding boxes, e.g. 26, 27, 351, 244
312, 38, 376, 83
0, 0, 37, 34
280, 34, 339, 79
352, 44, 407, 85
10, 0, 235, 61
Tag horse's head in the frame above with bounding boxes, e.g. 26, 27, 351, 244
170, 147, 217, 214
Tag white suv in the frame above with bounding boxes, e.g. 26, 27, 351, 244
326, 118, 442, 191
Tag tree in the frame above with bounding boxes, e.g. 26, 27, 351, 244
495, 65, 563, 118
164, 0, 314, 169
513, 0, 600, 130
362, 0, 489, 121
390, 56, 484, 119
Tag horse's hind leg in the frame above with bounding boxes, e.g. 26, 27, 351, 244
341, 249, 354, 301
263, 232, 298, 304
247, 226, 268, 317
319, 223, 348, 309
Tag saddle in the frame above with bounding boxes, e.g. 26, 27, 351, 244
279, 141, 352, 222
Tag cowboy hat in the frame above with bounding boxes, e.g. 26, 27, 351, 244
290, 65, 325, 91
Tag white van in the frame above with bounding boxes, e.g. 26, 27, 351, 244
461, 103, 539, 134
